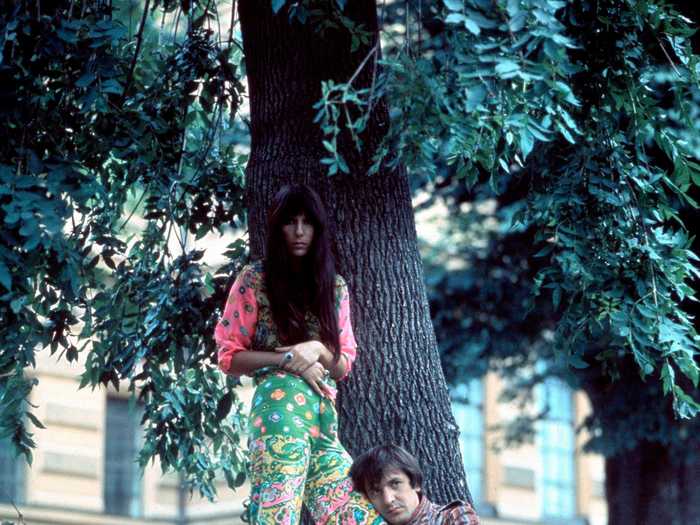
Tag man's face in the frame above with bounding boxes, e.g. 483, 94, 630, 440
367, 468, 421, 525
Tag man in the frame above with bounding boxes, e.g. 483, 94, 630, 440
349, 444, 480, 525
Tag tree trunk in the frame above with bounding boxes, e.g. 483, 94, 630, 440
582, 368, 700, 525
604, 441, 700, 525
238, 0, 470, 504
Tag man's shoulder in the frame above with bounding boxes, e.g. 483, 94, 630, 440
436, 499, 481, 525
408, 497, 480, 525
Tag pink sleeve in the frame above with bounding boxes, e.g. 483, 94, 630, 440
337, 277, 357, 380
214, 266, 258, 375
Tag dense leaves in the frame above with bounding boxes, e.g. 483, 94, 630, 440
1, 0, 248, 497
414, 0, 700, 454
312, 0, 700, 461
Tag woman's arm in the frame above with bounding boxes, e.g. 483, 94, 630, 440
227, 350, 288, 376
214, 266, 259, 375
274, 276, 356, 380
318, 345, 347, 380
334, 276, 357, 379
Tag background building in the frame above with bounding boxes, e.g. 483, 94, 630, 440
454, 373, 607, 525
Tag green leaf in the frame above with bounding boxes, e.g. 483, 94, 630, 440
0, 260, 11, 291
466, 85, 486, 112
675, 354, 699, 388
509, 12, 526, 32
464, 18, 481, 35
519, 130, 534, 159
445, 13, 466, 24
271, 0, 286, 13
556, 122, 576, 144
101, 79, 123, 95
672, 385, 700, 419
568, 354, 589, 369
215, 392, 233, 421
552, 285, 561, 309
495, 60, 520, 76
26, 411, 46, 430
76, 72, 95, 88
661, 361, 674, 394
337, 154, 350, 174
444, 0, 463, 11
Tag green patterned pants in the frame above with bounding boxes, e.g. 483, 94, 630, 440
247, 371, 383, 525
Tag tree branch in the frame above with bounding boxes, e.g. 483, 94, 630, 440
120, 0, 151, 107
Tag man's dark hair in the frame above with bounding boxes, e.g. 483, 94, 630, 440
350, 444, 423, 495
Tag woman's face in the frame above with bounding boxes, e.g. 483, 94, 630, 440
282, 213, 315, 258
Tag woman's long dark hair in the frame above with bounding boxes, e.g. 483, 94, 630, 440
264, 184, 340, 359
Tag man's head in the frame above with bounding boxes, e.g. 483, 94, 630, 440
349, 444, 423, 524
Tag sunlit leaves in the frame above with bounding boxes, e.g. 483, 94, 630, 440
316, 0, 582, 184
430, 1, 699, 425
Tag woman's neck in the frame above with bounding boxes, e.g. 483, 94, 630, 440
289, 256, 304, 273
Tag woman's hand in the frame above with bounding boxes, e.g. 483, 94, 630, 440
299, 362, 332, 399
275, 341, 322, 374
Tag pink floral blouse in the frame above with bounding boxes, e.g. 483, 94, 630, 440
214, 261, 358, 380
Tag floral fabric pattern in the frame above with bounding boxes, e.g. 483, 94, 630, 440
248, 372, 383, 524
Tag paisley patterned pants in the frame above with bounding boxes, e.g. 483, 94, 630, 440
247, 371, 383, 525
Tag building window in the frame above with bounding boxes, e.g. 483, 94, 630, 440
451, 378, 484, 505
537, 378, 576, 520
0, 437, 24, 505
104, 397, 143, 517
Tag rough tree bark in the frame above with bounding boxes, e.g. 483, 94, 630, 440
603, 440, 700, 525
237, 0, 470, 504
581, 359, 700, 525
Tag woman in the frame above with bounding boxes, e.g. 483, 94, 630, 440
215, 184, 383, 525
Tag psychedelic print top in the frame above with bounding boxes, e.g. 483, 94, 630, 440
214, 260, 358, 380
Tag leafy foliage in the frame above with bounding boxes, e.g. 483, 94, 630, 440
315, 0, 700, 448
413, 0, 700, 453
1, 0, 248, 497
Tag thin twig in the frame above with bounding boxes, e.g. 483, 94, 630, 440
120, 0, 151, 106
173, 7, 182, 42
228, 0, 236, 47
118, 189, 147, 231
367, 37, 380, 115
657, 36, 682, 77
159, 6, 166, 46
8, 496, 25, 525
214, 1, 222, 46
346, 42, 379, 87
418, 0, 422, 52
405, 0, 410, 58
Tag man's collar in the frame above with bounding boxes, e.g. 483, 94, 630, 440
405, 493, 430, 524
